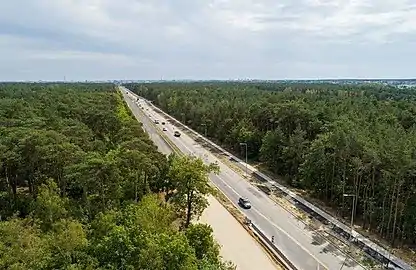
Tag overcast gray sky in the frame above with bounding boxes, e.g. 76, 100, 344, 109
1, 0, 415, 81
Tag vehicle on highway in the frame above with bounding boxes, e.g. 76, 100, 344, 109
154, 120, 159, 124
238, 197, 251, 209
162, 121, 165, 125
163, 127, 167, 131
174, 131, 181, 137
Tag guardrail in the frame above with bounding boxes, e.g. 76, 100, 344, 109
249, 222, 299, 270
138, 95, 413, 270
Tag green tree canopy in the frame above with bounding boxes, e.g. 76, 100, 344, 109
0, 83, 232, 270
168, 155, 219, 228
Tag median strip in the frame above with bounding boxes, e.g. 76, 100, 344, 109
140, 110, 183, 156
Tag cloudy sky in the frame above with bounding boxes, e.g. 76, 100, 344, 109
1, 0, 415, 81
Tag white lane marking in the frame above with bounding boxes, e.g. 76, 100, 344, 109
211, 175, 329, 270
217, 167, 319, 240
130, 97, 193, 156
125, 96, 172, 151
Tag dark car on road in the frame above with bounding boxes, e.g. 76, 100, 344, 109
174, 131, 181, 137
239, 197, 251, 209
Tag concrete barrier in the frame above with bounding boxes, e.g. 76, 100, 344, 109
250, 223, 299, 270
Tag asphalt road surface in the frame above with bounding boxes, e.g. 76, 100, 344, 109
121, 87, 366, 270
121, 89, 279, 270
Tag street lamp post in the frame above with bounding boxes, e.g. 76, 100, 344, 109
344, 194, 356, 235
340, 193, 356, 270
239, 142, 248, 177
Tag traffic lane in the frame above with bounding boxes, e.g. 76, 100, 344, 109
137, 106, 190, 156
254, 213, 320, 270
141, 108, 176, 135
138, 114, 172, 155
135, 99, 206, 158
124, 96, 156, 136
229, 176, 316, 243
137, 100, 203, 157
122, 93, 172, 155
210, 171, 323, 270
165, 132, 194, 155
209, 152, 359, 268
210, 173, 319, 270
209, 154, 351, 269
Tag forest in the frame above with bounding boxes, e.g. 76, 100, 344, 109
124, 82, 416, 253
0, 83, 233, 270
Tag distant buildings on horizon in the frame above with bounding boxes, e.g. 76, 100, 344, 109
113, 79, 416, 88
2, 78, 416, 88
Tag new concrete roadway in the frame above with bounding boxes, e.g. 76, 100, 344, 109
121, 87, 366, 270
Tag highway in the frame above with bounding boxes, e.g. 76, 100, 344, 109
132, 100, 172, 155
121, 87, 366, 270
121, 88, 280, 270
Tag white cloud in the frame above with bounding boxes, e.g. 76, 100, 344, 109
0, 0, 415, 80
